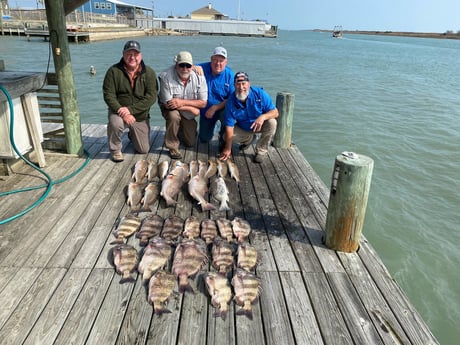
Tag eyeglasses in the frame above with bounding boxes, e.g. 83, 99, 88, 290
178, 63, 192, 68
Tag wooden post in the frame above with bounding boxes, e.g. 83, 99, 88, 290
273, 92, 294, 148
324, 152, 374, 252
44, 0, 83, 155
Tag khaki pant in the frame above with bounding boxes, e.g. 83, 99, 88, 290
107, 113, 150, 154
161, 108, 197, 150
232, 118, 277, 155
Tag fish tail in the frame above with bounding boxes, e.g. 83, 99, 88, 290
178, 275, 194, 293
154, 305, 172, 316
201, 202, 217, 211
119, 274, 136, 284
110, 238, 124, 245
235, 307, 253, 320
139, 238, 148, 246
213, 309, 228, 321
219, 201, 230, 211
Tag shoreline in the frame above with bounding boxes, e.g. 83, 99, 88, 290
314, 29, 460, 40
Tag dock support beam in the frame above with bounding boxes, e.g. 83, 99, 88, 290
44, 0, 83, 155
324, 152, 374, 252
273, 92, 294, 148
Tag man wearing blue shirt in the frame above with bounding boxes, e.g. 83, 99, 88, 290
219, 72, 278, 163
197, 47, 234, 146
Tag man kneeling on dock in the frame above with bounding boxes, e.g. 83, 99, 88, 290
219, 72, 278, 163
103, 40, 158, 162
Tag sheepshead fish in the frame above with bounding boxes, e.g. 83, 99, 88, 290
213, 177, 230, 211
205, 272, 232, 320
188, 175, 216, 212
127, 182, 143, 210
141, 182, 159, 210
231, 217, 251, 243
113, 243, 138, 284
136, 214, 164, 246
132, 159, 148, 183
227, 159, 240, 183
189, 160, 199, 178
111, 214, 141, 244
160, 164, 188, 207
147, 160, 158, 181
205, 159, 218, 179
138, 236, 172, 281
231, 269, 262, 320
172, 238, 208, 293
148, 269, 177, 315
161, 215, 184, 244
201, 219, 218, 245
216, 217, 234, 242
217, 159, 228, 178
237, 243, 260, 272
158, 160, 169, 180
212, 237, 234, 274
183, 215, 201, 239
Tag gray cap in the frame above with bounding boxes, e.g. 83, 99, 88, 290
123, 40, 141, 53
212, 46, 227, 58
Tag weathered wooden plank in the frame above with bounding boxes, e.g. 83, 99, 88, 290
327, 272, 384, 345
303, 272, 354, 345
52, 268, 114, 345
279, 271, 324, 345
338, 251, 412, 344
0, 268, 67, 345
258, 271, 296, 345
245, 148, 300, 272
358, 241, 439, 345
22, 268, 91, 345
85, 269, 138, 345
0, 267, 42, 329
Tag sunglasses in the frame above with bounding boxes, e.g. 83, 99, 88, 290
178, 63, 192, 68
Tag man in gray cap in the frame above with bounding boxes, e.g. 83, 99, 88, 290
196, 46, 234, 147
103, 40, 158, 162
158, 51, 208, 160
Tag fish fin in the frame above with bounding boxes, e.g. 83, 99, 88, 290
213, 309, 228, 321
201, 202, 217, 211
235, 307, 253, 320
119, 276, 136, 284
154, 305, 172, 316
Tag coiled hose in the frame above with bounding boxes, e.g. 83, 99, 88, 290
0, 84, 90, 225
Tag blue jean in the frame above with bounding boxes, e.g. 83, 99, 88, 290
198, 109, 225, 143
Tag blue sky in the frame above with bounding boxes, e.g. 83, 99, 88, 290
12, 0, 460, 33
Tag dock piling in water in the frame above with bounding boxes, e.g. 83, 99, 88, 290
325, 152, 374, 252
273, 92, 294, 148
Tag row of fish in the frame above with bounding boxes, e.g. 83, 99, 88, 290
110, 213, 262, 319
131, 157, 240, 184
111, 213, 252, 246
128, 158, 240, 212
113, 235, 262, 319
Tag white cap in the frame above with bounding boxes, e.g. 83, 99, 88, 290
212, 46, 227, 58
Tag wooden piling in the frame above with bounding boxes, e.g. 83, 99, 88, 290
273, 92, 294, 148
324, 152, 374, 252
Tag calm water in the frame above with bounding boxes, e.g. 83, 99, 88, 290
1, 31, 459, 344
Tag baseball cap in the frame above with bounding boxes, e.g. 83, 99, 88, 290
123, 40, 141, 53
234, 71, 249, 82
212, 46, 227, 58
175, 51, 193, 65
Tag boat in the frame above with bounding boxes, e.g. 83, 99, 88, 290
332, 25, 343, 38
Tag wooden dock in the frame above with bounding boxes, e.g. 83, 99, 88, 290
0, 124, 439, 345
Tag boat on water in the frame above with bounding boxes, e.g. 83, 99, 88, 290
332, 25, 343, 38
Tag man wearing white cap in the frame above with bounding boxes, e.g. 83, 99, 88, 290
158, 51, 208, 160
196, 47, 234, 147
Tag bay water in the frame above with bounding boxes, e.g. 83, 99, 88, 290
1, 30, 459, 344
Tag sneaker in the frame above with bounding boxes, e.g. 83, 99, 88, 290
169, 148, 182, 160
253, 154, 266, 164
111, 151, 124, 162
